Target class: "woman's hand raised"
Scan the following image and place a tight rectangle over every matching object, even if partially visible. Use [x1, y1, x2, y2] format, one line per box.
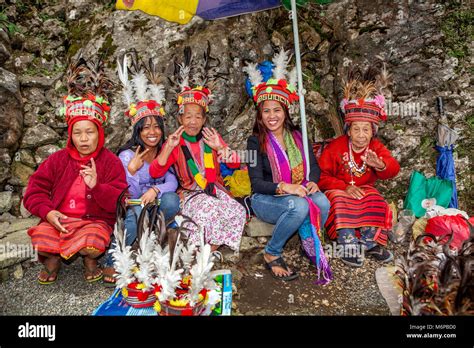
[167, 126, 185, 149]
[202, 127, 224, 151]
[127, 146, 149, 176]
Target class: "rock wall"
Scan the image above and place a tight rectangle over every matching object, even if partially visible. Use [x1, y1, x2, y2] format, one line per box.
[0, 0, 472, 218]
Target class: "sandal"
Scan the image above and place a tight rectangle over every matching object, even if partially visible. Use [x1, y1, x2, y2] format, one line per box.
[103, 266, 117, 287]
[38, 266, 60, 285]
[83, 258, 103, 283]
[264, 256, 299, 281]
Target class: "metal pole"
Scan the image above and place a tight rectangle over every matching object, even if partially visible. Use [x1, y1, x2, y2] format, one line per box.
[290, 0, 310, 181]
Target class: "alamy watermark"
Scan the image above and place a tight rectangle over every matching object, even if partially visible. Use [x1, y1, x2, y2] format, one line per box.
[0, 242, 38, 262]
[385, 98, 426, 119]
[218, 149, 258, 167]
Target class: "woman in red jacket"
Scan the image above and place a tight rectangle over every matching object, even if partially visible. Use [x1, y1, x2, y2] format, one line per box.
[23, 58, 127, 284]
[318, 65, 400, 267]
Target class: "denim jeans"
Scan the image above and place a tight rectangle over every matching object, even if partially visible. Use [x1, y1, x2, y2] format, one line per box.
[337, 227, 378, 250]
[250, 191, 330, 257]
[104, 192, 180, 267]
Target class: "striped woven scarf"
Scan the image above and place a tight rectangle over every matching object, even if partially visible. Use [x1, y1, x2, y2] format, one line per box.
[265, 130, 307, 185]
[181, 132, 217, 196]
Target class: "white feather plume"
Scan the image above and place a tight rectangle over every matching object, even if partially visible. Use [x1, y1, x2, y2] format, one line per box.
[152, 244, 170, 285]
[111, 225, 136, 289]
[148, 84, 165, 105]
[272, 49, 290, 81]
[135, 226, 157, 290]
[158, 242, 184, 302]
[243, 62, 263, 87]
[289, 67, 297, 88]
[180, 240, 196, 273]
[117, 55, 134, 106]
[188, 243, 214, 305]
[178, 63, 191, 90]
[131, 70, 149, 101]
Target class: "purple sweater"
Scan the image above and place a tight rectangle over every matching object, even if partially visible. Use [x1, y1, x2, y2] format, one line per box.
[119, 149, 178, 199]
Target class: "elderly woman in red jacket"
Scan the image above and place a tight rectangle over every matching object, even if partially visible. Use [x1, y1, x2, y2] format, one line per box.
[318, 65, 400, 267]
[23, 58, 127, 284]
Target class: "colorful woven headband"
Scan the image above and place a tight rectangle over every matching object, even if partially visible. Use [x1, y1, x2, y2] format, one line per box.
[253, 80, 298, 108]
[126, 100, 165, 125]
[60, 94, 110, 125]
[341, 96, 387, 125]
[244, 49, 299, 109]
[177, 87, 211, 113]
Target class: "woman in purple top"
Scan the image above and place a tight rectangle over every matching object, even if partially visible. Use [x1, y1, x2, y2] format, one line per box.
[103, 114, 180, 284]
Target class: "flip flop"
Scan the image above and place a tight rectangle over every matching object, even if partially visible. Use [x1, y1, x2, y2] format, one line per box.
[38, 266, 60, 285]
[102, 266, 117, 288]
[264, 256, 299, 281]
[84, 264, 103, 283]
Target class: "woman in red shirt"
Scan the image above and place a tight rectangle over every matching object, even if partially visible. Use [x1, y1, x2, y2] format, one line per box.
[149, 49, 246, 256]
[23, 58, 127, 284]
[318, 65, 400, 267]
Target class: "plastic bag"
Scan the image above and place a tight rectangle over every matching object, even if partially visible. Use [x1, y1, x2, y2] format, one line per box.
[403, 171, 453, 218]
[424, 214, 471, 251]
[389, 209, 416, 243]
[223, 170, 251, 198]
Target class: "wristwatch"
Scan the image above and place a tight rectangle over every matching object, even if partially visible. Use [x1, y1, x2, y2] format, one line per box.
[276, 182, 284, 194]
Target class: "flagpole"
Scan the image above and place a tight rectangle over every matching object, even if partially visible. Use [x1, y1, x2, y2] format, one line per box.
[290, 0, 310, 181]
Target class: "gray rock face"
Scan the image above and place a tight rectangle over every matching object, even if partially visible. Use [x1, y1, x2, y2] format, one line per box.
[9, 162, 34, 187]
[15, 149, 36, 168]
[34, 144, 60, 165]
[0, 148, 12, 184]
[0, 67, 23, 150]
[20, 124, 60, 148]
[0, 191, 13, 214]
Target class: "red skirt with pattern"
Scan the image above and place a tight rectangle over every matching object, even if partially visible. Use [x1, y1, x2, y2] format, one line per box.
[27, 219, 112, 259]
[324, 186, 392, 246]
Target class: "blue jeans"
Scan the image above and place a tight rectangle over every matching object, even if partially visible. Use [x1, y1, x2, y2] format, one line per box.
[104, 192, 180, 267]
[337, 227, 377, 250]
[250, 192, 330, 257]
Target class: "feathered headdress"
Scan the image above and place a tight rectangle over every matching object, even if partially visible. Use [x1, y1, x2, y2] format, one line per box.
[340, 62, 391, 125]
[117, 49, 166, 125]
[60, 54, 113, 126]
[396, 233, 473, 316]
[170, 42, 223, 114]
[243, 48, 299, 109]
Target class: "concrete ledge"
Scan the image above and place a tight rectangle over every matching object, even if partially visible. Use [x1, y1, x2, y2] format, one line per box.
[245, 218, 274, 237]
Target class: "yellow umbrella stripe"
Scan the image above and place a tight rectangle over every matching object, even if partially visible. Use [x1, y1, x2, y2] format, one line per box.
[116, 0, 199, 25]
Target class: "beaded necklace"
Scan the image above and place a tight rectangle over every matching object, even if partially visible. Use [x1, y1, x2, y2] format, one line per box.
[348, 139, 368, 182]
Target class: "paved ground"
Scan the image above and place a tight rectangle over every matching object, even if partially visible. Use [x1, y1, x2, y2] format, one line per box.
[0, 235, 407, 316]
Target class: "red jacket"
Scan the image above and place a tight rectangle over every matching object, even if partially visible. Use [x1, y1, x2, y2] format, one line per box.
[318, 135, 400, 191]
[23, 148, 127, 226]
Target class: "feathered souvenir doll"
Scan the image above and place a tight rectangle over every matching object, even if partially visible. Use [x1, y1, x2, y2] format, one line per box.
[112, 196, 218, 314]
[396, 233, 473, 315]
